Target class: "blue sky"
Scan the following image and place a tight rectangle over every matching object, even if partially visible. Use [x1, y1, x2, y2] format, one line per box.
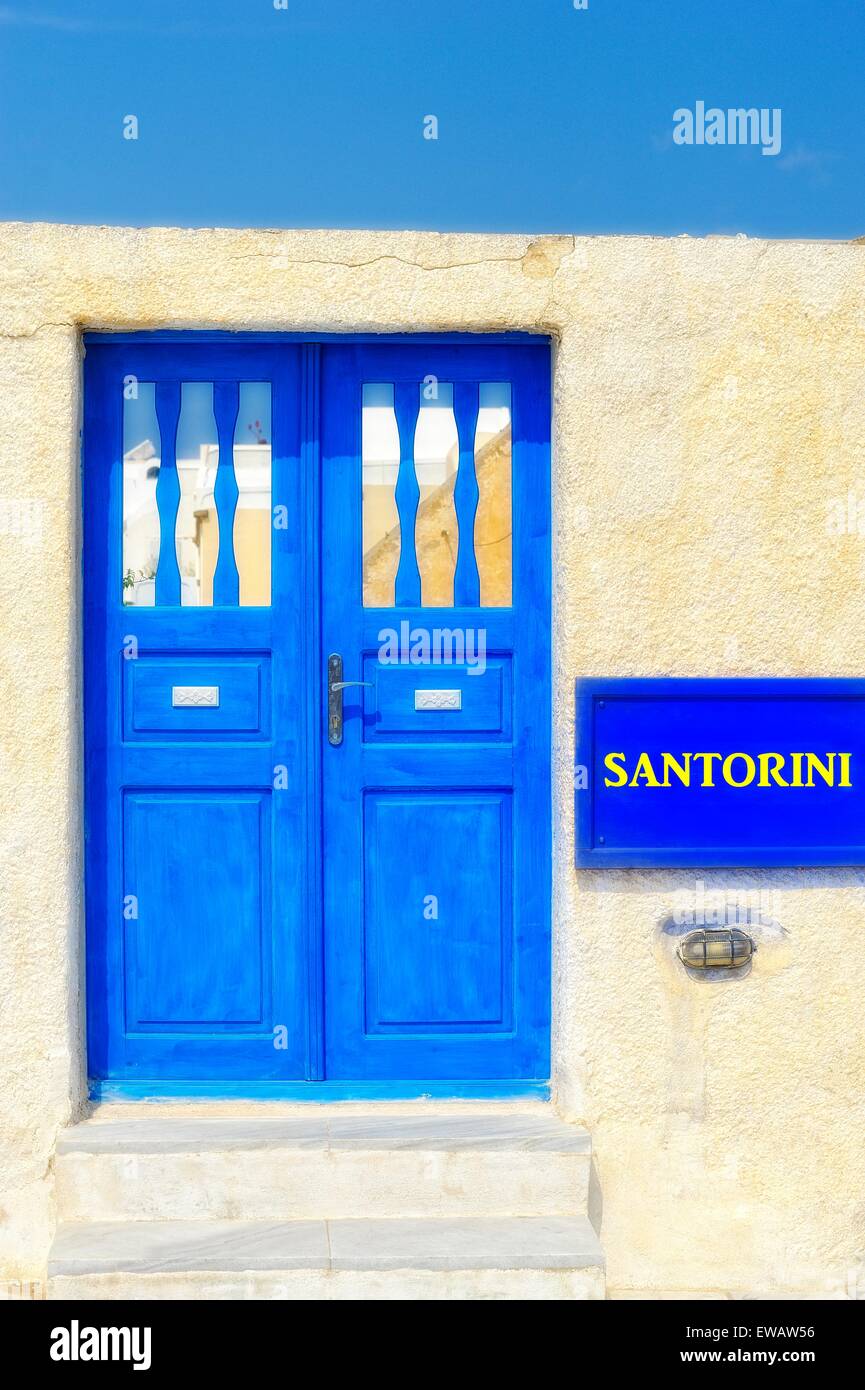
[0, 0, 862, 237]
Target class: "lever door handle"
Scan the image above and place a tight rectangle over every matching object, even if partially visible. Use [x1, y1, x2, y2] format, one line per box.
[327, 654, 370, 746]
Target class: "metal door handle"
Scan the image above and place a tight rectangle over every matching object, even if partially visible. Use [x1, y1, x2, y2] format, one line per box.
[327, 653, 370, 746]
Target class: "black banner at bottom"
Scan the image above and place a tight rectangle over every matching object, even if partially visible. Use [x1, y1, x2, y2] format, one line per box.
[5, 1296, 859, 1375]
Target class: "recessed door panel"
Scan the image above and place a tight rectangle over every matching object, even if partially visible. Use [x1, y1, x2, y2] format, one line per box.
[125, 656, 269, 739]
[125, 792, 270, 1028]
[364, 792, 512, 1030]
[363, 659, 511, 741]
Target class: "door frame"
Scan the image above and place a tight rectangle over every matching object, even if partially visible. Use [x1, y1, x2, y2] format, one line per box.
[83, 331, 552, 1102]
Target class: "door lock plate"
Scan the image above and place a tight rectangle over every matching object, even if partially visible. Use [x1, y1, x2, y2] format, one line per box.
[328, 653, 344, 746]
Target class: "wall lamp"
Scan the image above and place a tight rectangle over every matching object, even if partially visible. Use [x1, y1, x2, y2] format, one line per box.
[677, 928, 754, 970]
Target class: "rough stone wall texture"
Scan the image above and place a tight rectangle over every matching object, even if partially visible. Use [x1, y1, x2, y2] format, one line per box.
[1, 224, 864, 1296]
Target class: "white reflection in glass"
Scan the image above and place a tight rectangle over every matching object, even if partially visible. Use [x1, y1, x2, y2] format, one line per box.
[233, 382, 272, 606]
[362, 383, 401, 606]
[175, 382, 218, 606]
[414, 382, 458, 607]
[474, 382, 512, 606]
[122, 383, 160, 606]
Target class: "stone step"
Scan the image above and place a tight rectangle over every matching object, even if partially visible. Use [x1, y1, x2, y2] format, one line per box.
[48, 1215, 605, 1300]
[55, 1105, 591, 1222]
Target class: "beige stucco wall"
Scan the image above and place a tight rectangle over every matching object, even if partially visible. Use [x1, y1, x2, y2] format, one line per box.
[1, 222, 865, 1297]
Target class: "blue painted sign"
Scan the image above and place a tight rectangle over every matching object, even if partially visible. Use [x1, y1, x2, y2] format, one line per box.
[575, 678, 865, 867]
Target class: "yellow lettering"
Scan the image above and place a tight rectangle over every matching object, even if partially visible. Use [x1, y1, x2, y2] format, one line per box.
[805, 752, 835, 787]
[757, 752, 789, 787]
[603, 752, 628, 788]
[692, 752, 722, 787]
[601, 750, 852, 791]
[722, 752, 756, 787]
[661, 752, 691, 787]
[629, 752, 662, 787]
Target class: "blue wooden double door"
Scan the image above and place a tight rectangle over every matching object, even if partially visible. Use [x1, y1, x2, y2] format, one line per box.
[84, 337, 551, 1092]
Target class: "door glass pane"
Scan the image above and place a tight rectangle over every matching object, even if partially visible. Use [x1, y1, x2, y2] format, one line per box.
[123, 383, 160, 606]
[234, 382, 272, 605]
[176, 382, 218, 606]
[475, 382, 512, 606]
[415, 382, 458, 607]
[362, 383, 400, 606]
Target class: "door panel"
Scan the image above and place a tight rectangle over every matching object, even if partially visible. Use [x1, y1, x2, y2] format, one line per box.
[84, 343, 311, 1082]
[321, 343, 551, 1081]
[362, 658, 511, 741]
[124, 656, 270, 738]
[364, 792, 512, 1030]
[124, 792, 270, 1028]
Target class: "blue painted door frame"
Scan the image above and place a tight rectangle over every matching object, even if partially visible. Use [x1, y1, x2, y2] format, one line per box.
[83, 335, 551, 1098]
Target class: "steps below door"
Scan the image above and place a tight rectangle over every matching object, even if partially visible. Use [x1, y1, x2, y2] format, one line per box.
[49, 1104, 603, 1300]
[54, 1104, 591, 1222]
[48, 1214, 604, 1300]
